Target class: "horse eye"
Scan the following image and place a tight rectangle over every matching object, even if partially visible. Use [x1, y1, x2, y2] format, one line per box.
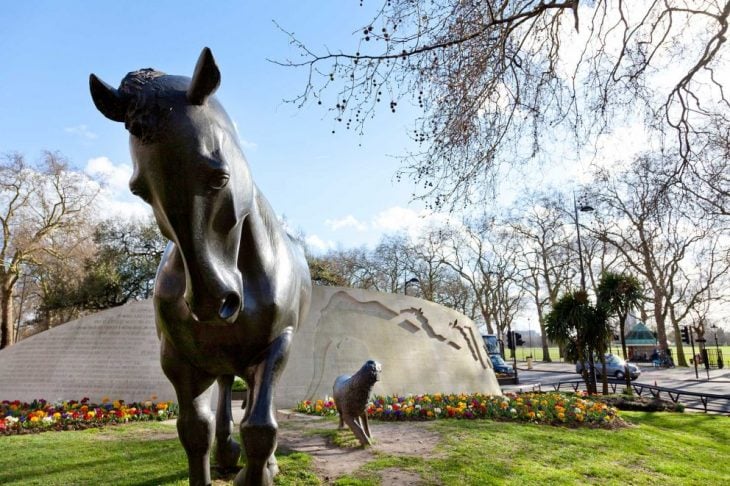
[209, 172, 230, 190]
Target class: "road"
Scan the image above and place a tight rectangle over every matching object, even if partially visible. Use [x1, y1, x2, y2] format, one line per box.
[502, 360, 730, 414]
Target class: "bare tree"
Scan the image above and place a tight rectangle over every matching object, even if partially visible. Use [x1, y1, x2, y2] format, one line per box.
[21, 222, 97, 336]
[589, 155, 730, 366]
[0, 152, 98, 348]
[280, 1, 730, 209]
[309, 246, 379, 289]
[509, 190, 574, 361]
[371, 233, 415, 293]
[676, 118, 730, 217]
[438, 216, 524, 339]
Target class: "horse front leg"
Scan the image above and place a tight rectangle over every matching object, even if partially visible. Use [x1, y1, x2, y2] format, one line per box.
[234, 327, 294, 486]
[214, 375, 242, 470]
[161, 338, 216, 486]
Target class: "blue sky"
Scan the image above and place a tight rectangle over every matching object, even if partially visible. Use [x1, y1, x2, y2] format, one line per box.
[1, 1, 443, 251]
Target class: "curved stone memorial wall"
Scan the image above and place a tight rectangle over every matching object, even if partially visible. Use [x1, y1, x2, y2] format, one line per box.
[0, 287, 500, 406]
[277, 286, 500, 405]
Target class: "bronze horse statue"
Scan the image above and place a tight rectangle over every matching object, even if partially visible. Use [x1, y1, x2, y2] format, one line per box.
[89, 48, 311, 486]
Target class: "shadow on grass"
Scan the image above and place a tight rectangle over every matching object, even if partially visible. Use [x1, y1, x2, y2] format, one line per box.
[0, 457, 113, 484]
[124, 472, 189, 486]
[625, 411, 730, 442]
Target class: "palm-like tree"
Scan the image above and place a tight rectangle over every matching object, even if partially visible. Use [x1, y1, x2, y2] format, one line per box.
[597, 271, 644, 394]
[545, 290, 609, 395]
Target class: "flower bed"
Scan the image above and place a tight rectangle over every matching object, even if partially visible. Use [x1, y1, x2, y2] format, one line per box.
[296, 392, 623, 428]
[0, 397, 178, 436]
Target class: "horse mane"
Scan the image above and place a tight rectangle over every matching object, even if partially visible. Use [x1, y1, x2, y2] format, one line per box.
[118, 68, 178, 142]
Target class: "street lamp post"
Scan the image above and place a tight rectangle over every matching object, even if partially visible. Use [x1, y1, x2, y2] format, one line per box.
[573, 192, 595, 292]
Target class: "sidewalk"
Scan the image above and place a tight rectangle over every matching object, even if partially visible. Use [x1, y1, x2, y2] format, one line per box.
[519, 360, 730, 391]
[521, 360, 729, 380]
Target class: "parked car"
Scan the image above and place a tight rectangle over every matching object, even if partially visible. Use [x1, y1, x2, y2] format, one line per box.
[490, 355, 514, 375]
[575, 354, 641, 379]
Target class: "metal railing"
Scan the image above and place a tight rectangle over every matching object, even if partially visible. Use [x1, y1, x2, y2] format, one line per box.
[548, 379, 730, 414]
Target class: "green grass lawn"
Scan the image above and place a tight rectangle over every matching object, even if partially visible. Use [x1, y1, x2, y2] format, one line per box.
[1, 412, 728, 485]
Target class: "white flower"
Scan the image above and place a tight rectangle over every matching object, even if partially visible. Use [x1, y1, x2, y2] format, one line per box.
[42, 416, 53, 424]
[5, 416, 19, 424]
[434, 407, 442, 415]
[574, 408, 582, 415]
[509, 408, 517, 414]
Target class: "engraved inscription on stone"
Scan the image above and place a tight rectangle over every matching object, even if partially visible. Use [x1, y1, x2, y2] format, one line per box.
[0, 300, 175, 403]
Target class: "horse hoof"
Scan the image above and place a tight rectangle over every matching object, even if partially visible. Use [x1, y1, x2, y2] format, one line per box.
[215, 439, 241, 469]
[233, 467, 272, 486]
[267, 454, 279, 477]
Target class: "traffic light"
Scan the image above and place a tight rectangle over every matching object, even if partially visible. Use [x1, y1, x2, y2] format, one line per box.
[680, 326, 690, 344]
[507, 332, 514, 350]
[515, 332, 524, 346]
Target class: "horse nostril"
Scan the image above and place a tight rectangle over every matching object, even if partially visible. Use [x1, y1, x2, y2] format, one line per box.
[219, 293, 241, 320]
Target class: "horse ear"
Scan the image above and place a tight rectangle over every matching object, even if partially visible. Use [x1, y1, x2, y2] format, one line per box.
[187, 47, 220, 105]
[89, 74, 126, 122]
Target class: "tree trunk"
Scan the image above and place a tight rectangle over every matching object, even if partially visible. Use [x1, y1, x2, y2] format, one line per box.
[652, 286, 670, 355]
[671, 321, 688, 367]
[538, 314, 552, 362]
[587, 352, 598, 395]
[619, 314, 633, 396]
[1, 285, 14, 349]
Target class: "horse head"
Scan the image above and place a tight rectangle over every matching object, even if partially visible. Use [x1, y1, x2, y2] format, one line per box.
[90, 48, 250, 323]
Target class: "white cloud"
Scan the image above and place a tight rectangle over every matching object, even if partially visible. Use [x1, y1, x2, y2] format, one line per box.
[64, 124, 98, 140]
[325, 214, 369, 232]
[305, 234, 335, 253]
[85, 156, 133, 193]
[94, 196, 152, 221]
[240, 138, 258, 151]
[322, 206, 455, 248]
[84, 156, 150, 221]
[231, 120, 258, 150]
[371, 206, 453, 240]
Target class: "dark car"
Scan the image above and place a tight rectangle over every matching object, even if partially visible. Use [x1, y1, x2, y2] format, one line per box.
[576, 354, 640, 379]
[490, 355, 514, 375]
